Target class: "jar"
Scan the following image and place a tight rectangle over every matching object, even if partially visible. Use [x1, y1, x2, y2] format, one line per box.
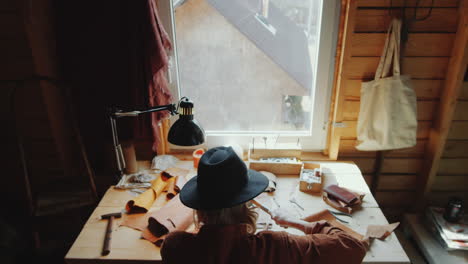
[443, 197, 464, 223]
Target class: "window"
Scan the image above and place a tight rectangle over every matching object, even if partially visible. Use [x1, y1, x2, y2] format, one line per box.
[160, 0, 340, 151]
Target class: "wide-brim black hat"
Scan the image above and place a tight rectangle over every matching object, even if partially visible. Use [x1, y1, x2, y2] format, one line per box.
[180, 146, 268, 210]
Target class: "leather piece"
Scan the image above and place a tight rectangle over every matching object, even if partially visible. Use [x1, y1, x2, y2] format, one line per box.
[323, 193, 353, 214]
[125, 176, 169, 213]
[162, 167, 189, 200]
[141, 226, 162, 243]
[323, 184, 358, 205]
[302, 209, 364, 241]
[365, 222, 400, 240]
[164, 177, 177, 200]
[120, 211, 150, 231]
[166, 176, 187, 200]
[174, 175, 187, 192]
[147, 194, 193, 237]
[259, 171, 277, 193]
[141, 226, 166, 247]
[161, 167, 189, 179]
[255, 193, 275, 231]
[322, 188, 365, 214]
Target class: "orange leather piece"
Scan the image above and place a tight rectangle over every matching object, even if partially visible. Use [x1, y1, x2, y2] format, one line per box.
[165, 176, 187, 200]
[126, 176, 169, 213]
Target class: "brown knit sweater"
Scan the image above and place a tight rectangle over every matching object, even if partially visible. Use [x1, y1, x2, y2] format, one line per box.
[161, 224, 367, 264]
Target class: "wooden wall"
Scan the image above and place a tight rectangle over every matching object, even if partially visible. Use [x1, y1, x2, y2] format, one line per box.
[1, 0, 97, 216]
[431, 79, 468, 205]
[1, 0, 56, 212]
[330, 0, 467, 219]
[0, 0, 34, 79]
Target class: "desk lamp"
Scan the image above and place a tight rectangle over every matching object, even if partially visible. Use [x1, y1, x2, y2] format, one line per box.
[109, 97, 205, 179]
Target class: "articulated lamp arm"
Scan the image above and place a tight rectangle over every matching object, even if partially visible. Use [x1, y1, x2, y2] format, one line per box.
[111, 104, 177, 118]
[108, 97, 205, 181]
[109, 103, 177, 181]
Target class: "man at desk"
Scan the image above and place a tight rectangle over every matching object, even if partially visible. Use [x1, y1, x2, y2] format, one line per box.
[161, 146, 368, 264]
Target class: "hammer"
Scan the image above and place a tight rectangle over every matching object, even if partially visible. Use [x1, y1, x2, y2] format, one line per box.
[100, 212, 122, 256]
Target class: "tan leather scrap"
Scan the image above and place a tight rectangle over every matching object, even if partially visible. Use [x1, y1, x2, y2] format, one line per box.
[141, 226, 163, 243]
[365, 222, 400, 240]
[147, 194, 193, 237]
[161, 167, 189, 200]
[120, 210, 150, 231]
[302, 209, 364, 241]
[164, 177, 176, 199]
[165, 176, 187, 200]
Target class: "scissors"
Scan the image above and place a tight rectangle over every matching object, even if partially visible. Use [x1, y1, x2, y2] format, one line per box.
[328, 210, 352, 224]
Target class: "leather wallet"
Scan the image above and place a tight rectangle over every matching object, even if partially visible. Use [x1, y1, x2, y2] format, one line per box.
[323, 184, 358, 205]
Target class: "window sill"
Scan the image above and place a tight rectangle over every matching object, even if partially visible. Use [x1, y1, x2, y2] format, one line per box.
[167, 150, 332, 162]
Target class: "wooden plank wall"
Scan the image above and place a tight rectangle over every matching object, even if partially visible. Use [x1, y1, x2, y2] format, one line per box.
[1, 1, 95, 200]
[336, 0, 462, 220]
[0, 0, 59, 211]
[0, 0, 35, 80]
[431, 80, 468, 205]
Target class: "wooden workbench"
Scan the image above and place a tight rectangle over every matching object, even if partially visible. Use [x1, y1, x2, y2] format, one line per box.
[65, 161, 409, 264]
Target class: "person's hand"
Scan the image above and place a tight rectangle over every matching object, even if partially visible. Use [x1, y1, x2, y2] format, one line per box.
[270, 209, 296, 228]
[304, 220, 328, 234]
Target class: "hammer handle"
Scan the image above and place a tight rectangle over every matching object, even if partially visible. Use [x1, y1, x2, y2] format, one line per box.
[101, 216, 114, 256]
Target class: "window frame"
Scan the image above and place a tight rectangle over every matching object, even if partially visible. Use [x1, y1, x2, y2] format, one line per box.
[159, 0, 341, 152]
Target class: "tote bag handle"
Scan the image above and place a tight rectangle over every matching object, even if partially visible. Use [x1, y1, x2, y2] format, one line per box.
[374, 19, 401, 80]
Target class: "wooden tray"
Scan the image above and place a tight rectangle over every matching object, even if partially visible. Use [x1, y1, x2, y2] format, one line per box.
[248, 143, 302, 175]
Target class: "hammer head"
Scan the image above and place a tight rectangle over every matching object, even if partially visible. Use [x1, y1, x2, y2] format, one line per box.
[100, 212, 122, 219]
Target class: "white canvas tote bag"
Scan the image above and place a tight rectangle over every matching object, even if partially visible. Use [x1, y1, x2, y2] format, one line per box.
[356, 19, 417, 151]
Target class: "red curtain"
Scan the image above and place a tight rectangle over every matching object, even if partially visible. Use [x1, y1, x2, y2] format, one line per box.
[130, 0, 173, 152]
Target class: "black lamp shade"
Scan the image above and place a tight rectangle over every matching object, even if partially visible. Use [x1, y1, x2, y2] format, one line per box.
[168, 115, 205, 146]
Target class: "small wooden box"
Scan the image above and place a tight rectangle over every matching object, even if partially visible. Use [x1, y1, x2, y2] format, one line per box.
[299, 163, 323, 193]
[248, 143, 302, 175]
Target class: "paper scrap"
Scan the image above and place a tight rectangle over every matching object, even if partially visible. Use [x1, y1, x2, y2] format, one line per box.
[151, 155, 180, 171]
